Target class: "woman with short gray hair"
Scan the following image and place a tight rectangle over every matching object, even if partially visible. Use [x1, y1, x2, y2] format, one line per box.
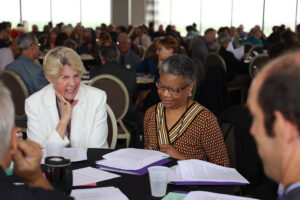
[144, 54, 229, 166]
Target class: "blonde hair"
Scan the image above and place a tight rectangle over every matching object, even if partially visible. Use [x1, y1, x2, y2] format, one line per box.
[43, 47, 84, 82]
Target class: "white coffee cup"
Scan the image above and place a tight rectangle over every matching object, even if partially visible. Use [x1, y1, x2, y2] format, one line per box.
[148, 166, 169, 197]
[45, 142, 64, 157]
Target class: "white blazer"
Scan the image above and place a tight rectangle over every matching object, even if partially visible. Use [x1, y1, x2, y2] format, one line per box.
[26, 83, 108, 148]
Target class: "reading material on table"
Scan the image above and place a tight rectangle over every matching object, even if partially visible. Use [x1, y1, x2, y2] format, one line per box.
[71, 187, 129, 200]
[168, 159, 249, 185]
[72, 166, 120, 186]
[162, 192, 187, 200]
[95, 148, 170, 175]
[42, 148, 87, 164]
[183, 191, 258, 200]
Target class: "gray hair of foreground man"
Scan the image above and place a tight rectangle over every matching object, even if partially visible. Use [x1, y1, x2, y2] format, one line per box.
[160, 54, 196, 83]
[16, 32, 37, 50]
[0, 82, 14, 159]
[257, 51, 300, 136]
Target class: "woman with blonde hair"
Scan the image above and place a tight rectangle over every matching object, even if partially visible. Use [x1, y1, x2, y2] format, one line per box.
[26, 47, 108, 148]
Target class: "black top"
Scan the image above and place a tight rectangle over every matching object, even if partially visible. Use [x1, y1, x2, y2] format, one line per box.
[0, 167, 73, 200]
[219, 46, 249, 82]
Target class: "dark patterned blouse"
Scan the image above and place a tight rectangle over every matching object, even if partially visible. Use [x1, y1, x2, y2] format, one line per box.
[144, 102, 230, 167]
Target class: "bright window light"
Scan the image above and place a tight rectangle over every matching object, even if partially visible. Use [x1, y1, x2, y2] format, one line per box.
[81, 0, 111, 28]
[52, 0, 81, 26]
[232, 0, 263, 32]
[0, 0, 20, 27]
[264, 0, 297, 35]
[201, 0, 232, 32]
[171, 0, 201, 36]
[22, 0, 51, 30]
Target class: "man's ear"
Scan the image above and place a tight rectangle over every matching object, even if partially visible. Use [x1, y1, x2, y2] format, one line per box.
[274, 111, 299, 146]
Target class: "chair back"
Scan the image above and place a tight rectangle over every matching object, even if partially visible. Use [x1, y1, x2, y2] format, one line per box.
[249, 54, 269, 79]
[0, 70, 29, 119]
[220, 122, 236, 168]
[243, 42, 253, 53]
[106, 104, 118, 149]
[203, 52, 227, 73]
[89, 74, 129, 122]
[249, 45, 264, 55]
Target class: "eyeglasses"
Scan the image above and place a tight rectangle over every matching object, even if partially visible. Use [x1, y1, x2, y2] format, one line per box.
[156, 47, 167, 52]
[156, 80, 191, 96]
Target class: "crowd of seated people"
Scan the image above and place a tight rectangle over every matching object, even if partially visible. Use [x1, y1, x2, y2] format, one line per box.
[2, 20, 300, 199]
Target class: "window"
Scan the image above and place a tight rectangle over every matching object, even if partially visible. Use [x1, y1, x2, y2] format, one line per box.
[22, 0, 51, 30]
[171, 0, 201, 36]
[264, 0, 297, 35]
[232, 0, 263, 33]
[51, 0, 81, 26]
[201, 0, 232, 32]
[155, 0, 171, 29]
[81, 0, 111, 28]
[0, 0, 20, 27]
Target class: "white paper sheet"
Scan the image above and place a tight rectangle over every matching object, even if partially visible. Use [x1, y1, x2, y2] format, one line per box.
[72, 167, 120, 186]
[96, 148, 169, 170]
[71, 187, 129, 200]
[184, 191, 258, 200]
[227, 42, 245, 60]
[42, 148, 87, 164]
[168, 159, 248, 184]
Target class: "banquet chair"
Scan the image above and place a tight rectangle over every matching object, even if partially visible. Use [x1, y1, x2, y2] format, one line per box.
[243, 42, 253, 54]
[203, 52, 227, 73]
[204, 52, 246, 105]
[89, 74, 131, 147]
[249, 45, 264, 56]
[0, 70, 29, 133]
[249, 54, 269, 79]
[197, 53, 229, 116]
[106, 104, 118, 149]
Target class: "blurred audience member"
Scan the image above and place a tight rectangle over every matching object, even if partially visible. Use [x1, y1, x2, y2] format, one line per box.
[117, 33, 141, 70]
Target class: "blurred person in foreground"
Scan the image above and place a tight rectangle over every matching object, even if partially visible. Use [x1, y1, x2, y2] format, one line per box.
[248, 51, 300, 200]
[26, 47, 108, 148]
[0, 82, 73, 199]
[144, 54, 229, 166]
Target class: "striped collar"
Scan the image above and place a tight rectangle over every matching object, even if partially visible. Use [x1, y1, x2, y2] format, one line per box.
[156, 102, 204, 146]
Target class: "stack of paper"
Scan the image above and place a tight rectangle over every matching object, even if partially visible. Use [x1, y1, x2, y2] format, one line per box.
[168, 159, 249, 185]
[96, 148, 171, 175]
[42, 148, 87, 164]
[72, 167, 120, 186]
[183, 191, 258, 200]
[71, 187, 129, 200]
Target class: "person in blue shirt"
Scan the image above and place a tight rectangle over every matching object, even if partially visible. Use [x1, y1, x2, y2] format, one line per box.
[6, 33, 48, 95]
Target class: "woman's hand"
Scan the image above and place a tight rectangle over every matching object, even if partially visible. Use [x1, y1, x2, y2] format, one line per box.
[55, 91, 77, 123]
[15, 127, 23, 140]
[54, 90, 78, 138]
[160, 145, 186, 160]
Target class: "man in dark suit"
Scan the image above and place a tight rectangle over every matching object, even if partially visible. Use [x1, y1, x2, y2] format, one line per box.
[0, 83, 73, 200]
[247, 51, 300, 200]
[90, 45, 138, 126]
